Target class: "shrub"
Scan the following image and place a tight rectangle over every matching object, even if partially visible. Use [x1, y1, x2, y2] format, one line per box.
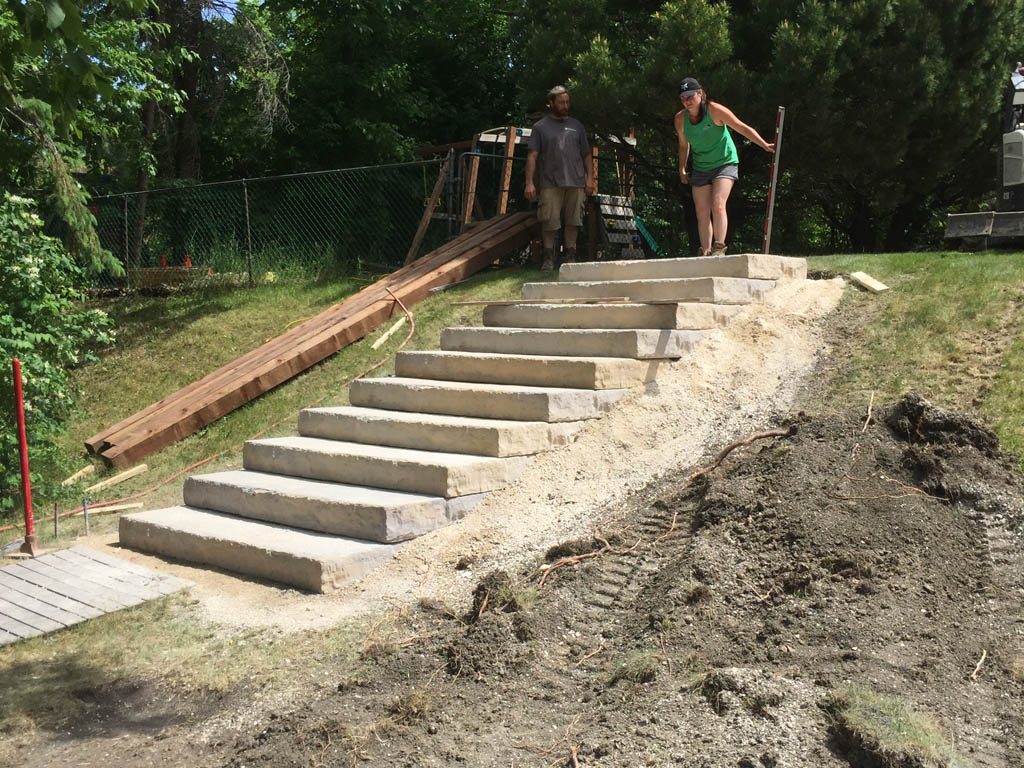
[0, 193, 114, 521]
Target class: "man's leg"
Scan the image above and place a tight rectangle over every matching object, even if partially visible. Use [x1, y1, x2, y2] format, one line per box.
[538, 188, 565, 270]
[561, 188, 585, 262]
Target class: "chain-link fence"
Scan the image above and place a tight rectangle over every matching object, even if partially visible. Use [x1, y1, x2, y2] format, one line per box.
[88, 159, 452, 291]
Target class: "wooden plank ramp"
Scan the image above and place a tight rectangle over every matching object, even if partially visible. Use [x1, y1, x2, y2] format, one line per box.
[0, 546, 190, 645]
[85, 212, 540, 467]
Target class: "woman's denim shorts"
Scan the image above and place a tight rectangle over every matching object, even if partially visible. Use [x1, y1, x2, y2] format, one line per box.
[690, 163, 739, 187]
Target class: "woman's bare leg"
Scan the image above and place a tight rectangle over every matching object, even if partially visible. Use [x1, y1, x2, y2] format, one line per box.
[691, 184, 713, 255]
[710, 177, 735, 247]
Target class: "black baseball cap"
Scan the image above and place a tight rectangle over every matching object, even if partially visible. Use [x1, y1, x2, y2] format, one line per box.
[679, 77, 702, 96]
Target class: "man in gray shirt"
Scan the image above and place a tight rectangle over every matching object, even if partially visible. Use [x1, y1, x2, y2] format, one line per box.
[524, 85, 597, 270]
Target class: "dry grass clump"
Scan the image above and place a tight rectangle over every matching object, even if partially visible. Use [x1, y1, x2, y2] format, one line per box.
[607, 651, 659, 686]
[829, 685, 968, 768]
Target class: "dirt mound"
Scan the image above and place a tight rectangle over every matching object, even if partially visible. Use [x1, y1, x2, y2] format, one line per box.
[221, 394, 1023, 767]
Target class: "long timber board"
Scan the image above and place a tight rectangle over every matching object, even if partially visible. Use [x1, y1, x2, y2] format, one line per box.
[86, 213, 539, 467]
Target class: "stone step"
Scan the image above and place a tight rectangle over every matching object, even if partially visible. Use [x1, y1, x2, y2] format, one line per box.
[349, 376, 625, 422]
[298, 405, 582, 457]
[441, 327, 707, 359]
[395, 350, 658, 389]
[482, 302, 740, 330]
[559, 253, 807, 282]
[243, 436, 529, 498]
[119, 506, 395, 593]
[522, 276, 775, 304]
[183, 469, 458, 543]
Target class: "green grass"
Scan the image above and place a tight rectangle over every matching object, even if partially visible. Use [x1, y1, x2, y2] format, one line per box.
[0, 592, 369, 760]
[830, 684, 969, 767]
[808, 250, 1024, 460]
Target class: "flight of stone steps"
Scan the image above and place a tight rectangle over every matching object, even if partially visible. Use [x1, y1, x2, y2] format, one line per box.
[119, 253, 807, 592]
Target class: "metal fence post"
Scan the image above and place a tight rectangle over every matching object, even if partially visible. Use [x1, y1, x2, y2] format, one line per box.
[122, 195, 129, 279]
[243, 180, 254, 287]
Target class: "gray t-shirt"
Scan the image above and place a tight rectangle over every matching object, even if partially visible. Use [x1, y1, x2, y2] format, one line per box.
[528, 115, 590, 189]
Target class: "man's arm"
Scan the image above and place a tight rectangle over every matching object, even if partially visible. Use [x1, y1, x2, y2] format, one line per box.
[673, 111, 691, 184]
[524, 149, 539, 201]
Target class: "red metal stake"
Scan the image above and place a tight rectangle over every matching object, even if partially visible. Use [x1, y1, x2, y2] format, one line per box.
[761, 106, 786, 255]
[12, 358, 38, 556]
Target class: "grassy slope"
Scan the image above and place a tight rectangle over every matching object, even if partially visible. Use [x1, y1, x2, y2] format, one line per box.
[808, 250, 1024, 459]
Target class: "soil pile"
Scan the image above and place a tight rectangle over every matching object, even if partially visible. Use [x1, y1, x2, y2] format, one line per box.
[225, 393, 1024, 767]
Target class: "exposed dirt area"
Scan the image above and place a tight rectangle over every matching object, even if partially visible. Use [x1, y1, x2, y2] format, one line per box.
[201, 393, 1022, 768]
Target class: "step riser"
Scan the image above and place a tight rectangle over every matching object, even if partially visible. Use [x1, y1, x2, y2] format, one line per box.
[394, 351, 657, 389]
[298, 408, 557, 457]
[243, 441, 529, 498]
[440, 328, 706, 360]
[482, 303, 739, 330]
[120, 511, 395, 593]
[560, 254, 807, 282]
[521, 278, 774, 304]
[183, 476, 448, 543]
[348, 379, 612, 422]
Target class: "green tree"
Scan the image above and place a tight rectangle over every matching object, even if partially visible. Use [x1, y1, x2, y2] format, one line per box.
[750, 0, 1021, 250]
[0, 193, 113, 521]
[1, 0, 186, 272]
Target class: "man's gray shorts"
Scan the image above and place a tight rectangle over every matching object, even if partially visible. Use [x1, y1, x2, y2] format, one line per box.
[690, 163, 739, 187]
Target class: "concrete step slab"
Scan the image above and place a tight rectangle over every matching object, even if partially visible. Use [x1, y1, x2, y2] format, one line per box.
[183, 470, 452, 543]
[482, 302, 740, 330]
[349, 376, 626, 422]
[299, 406, 582, 457]
[521, 276, 775, 304]
[119, 506, 395, 593]
[441, 327, 707, 359]
[243, 436, 530, 498]
[395, 350, 660, 389]
[559, 253, 807, 282]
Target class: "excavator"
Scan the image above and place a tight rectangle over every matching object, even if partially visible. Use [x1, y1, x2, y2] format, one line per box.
[945, 65, 1024, 247]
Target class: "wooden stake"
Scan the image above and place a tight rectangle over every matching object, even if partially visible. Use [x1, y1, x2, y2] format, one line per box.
[497, 126, 517, 215]
[404, 150, 452, 265]
[370, 316, 407, 349]
[85, 464, 148, 493]
[61, 464, 95, 486]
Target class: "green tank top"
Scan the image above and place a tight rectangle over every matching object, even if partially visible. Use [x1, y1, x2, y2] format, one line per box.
[683, 108, 739, 171]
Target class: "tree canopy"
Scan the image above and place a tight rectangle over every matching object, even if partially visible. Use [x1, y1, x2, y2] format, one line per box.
[2, 0, 1023, 256]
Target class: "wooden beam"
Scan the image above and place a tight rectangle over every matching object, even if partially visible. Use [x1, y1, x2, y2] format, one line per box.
[462, 153, 480, 230]
[404, 151, 452, 265]
[90, 214, 540, 468]
[590, 145, 600, 196]
[497, 126, 516, 215]
[86, 215, 528, 455]
[849, 271, 890, 294]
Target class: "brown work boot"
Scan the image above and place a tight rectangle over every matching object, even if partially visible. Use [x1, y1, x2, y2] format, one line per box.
[710, 241, 727, 257]
[541, 248, 555, 271]
[563, 248, 577, 264]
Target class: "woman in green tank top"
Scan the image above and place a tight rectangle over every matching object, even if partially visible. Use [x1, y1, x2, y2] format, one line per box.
[673, 77, 775, 256]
